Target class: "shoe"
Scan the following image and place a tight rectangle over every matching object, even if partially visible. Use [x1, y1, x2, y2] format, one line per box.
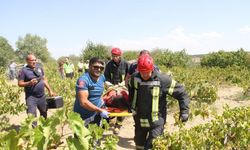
[113, 127, 120, 135]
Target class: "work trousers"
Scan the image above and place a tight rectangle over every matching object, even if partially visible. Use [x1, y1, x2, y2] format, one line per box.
[134, 117, 164, 150]
[26, 95, 47, 119]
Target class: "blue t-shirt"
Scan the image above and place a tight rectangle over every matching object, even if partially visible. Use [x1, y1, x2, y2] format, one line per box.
[73, 72, 105, 119]
[18, 65, 45, 98]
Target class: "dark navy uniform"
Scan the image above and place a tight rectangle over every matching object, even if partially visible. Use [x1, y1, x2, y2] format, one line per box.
[128, 71, 189, 150]
[18, 65, 47, 118]
[104, 59, 129, 85]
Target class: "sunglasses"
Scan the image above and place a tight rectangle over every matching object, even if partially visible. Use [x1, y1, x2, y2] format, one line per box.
[92, 65, 104, 71]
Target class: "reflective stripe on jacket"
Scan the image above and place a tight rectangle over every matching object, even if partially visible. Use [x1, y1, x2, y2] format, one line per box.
[128, 71, 189, 127]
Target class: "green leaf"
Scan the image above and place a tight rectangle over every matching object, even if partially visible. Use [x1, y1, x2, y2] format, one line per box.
[66, 136, 87, 150]
[67, 112, 90, 149]
[3, 130, 19, 150]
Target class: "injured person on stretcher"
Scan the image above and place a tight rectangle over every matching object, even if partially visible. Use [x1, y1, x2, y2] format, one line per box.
[103, 82, 132, 117]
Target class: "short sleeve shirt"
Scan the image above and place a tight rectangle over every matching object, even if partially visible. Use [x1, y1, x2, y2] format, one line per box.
[78, 62, 84, 69]
[18, 65, 45, 98]
[73, 72, 105, 119]
[9, 63, 17, 71]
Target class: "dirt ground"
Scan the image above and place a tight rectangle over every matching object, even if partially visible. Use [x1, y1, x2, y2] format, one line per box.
[7, 83, 250, 150]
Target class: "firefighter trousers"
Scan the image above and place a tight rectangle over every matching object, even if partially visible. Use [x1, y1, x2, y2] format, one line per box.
[134, 119, 164, 150]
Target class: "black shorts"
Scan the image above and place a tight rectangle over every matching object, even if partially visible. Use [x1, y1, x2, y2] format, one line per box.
[66, 72, 74, 78]
[78, 69, 83, 73]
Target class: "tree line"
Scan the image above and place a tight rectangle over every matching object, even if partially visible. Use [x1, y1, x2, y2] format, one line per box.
[1, 33, 250, 68]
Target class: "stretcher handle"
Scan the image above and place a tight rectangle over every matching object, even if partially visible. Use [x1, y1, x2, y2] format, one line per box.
[109, 112, 132, 117]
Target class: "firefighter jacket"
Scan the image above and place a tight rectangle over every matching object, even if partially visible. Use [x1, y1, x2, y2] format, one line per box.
[104, 59, 129, 85]
[128, 71, 189, 127]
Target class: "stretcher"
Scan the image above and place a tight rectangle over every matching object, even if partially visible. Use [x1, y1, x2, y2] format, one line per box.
[109, 112, 132, 117]
[106, 107, 132, 117]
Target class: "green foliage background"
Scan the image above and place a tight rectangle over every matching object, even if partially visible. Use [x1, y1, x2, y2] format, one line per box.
[16, 34, 52, 62]
[81, 41, 110, 62]
[0, 37, 17, 67]
[200, 48, 250, 68]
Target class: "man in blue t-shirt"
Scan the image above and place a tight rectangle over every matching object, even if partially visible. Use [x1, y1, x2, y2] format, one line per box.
[18, 54, 55, 121]
[73, 57, 109, 126]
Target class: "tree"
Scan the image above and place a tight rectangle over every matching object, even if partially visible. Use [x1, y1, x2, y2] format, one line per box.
[68, 54, 80, 65]
[16, 34, 51, 62]
[81, 41, 110, 62]
[123, 51, 138, 61]
[0, 36, 16, 67]
[246, 53, 250, 68]
[200, 49, 248, 68]
[151, 49, 191, 68]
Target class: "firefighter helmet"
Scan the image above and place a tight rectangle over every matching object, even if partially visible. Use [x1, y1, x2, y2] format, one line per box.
[137, 54, 154, 72]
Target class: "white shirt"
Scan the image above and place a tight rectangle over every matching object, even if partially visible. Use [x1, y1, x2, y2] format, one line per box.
[9, 62, 17, 70]
[78, 62, 84, 69]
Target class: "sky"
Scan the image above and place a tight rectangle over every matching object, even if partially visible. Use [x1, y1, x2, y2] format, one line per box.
[1, 0, 250, 59]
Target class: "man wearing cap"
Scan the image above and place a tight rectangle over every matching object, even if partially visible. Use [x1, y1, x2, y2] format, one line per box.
[128, 54, 189, 150]
[104, 47, 130, 134]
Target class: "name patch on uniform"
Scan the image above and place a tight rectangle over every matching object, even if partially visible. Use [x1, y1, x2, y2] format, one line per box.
[78, 80, 85, 88]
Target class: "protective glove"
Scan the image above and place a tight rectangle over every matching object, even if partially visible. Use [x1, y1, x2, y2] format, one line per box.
[180, 113, 189, 122]
[100, 110, 109, 118]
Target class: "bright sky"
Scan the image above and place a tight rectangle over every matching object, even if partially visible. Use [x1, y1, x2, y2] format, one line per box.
[1, 0, 250, 59]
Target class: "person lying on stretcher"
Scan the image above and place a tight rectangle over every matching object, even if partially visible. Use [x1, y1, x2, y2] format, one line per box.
[103, 81, 130, 113]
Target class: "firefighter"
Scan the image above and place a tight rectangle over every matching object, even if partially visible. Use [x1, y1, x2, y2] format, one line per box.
[125, 49, 160, 87]
[104, 47, 130, 134]
[128, 54, 189, 150]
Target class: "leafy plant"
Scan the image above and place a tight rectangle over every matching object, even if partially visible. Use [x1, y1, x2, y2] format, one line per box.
[153, 107, 250, 149]
[0, 69, 25, 130]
